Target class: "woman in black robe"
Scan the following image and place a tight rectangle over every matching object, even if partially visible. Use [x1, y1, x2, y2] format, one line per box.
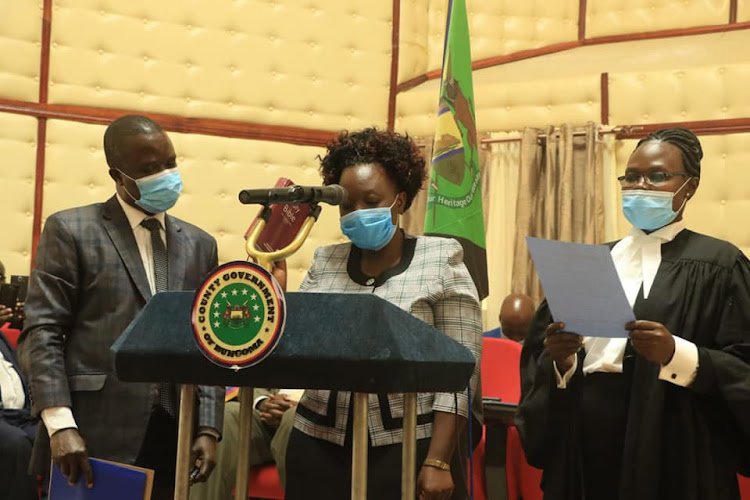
[516, 128, 750, 500]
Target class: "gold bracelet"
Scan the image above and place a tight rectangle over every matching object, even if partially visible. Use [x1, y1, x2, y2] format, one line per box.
[423, 458, 451, 471]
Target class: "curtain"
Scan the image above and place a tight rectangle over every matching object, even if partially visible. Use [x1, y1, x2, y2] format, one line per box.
[511, 123, 604, 305]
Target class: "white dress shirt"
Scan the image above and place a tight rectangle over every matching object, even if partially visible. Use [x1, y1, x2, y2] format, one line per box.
[41, 194, 166, 436]
[556, 220, 699, 388]
[0, 349, 25, 410]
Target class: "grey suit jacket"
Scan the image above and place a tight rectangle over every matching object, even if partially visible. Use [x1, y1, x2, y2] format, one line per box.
[19, 196, 223, 471]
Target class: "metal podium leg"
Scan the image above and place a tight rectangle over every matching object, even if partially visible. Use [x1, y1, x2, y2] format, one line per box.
[401, 393, 417, 500]
[351, 392, 369, 500]
[175, 384, 196, 500]
[235, 387, 254, 500]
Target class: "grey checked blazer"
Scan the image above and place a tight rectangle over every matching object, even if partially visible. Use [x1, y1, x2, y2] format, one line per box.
[19, 196, 223, 472]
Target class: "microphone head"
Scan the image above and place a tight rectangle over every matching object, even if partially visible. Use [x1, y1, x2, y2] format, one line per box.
[325, 184, 348, 205]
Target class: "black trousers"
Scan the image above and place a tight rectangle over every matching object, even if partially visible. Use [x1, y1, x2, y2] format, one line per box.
[135, 407, 178, 500]
[580, 372, 630, 500]
[285, 423, 479, 500]
[0, 419, 37, 500]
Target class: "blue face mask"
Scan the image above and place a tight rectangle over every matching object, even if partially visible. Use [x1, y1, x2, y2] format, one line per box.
[119, 168, 183, 214]
[622, 179, 690, 231]
[340, 197, 398, 251]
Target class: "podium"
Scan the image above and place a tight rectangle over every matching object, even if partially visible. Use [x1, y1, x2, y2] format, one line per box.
[112, 290, 476, 499]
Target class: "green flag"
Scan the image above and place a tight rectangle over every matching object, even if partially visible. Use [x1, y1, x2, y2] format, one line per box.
[425, 0, 488, 299]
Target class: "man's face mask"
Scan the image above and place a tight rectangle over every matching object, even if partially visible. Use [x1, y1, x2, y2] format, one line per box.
[118, 168, 183, 214]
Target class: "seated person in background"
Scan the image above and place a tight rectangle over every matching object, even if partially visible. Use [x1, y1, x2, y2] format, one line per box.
[189, 388, 298, 500]
[0, 328, 38, 500]
[0, 261, 25, 332]
[517, 128, 750, 499]
[484, 293, 534, 342]
[283, 128, 483, 500]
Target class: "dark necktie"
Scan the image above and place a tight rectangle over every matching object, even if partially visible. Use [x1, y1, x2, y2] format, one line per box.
[140, 218, 176, 417]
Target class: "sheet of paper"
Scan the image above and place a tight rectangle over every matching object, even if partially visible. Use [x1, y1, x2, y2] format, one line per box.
[526, 237, 634, 338]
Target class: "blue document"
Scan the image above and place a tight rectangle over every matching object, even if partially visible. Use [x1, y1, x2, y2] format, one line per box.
[49, 458, 153, 499]
[526, 237, 635, 338]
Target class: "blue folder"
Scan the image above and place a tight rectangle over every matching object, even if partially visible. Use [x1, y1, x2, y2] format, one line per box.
[49, 458, 153, 499]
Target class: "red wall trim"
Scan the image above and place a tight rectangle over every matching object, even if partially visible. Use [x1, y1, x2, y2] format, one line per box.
[396, 23, 750, 93]
[0, 99, 337, 147]
[387, 0, 401, 131]
[31, 0, 53, 267]
[600, 72, 609, 125]
[578, 0, 587, 41]
[730, 0, 738, 23]
[39, 0, 52, 104]
[615, 118, 750, 139]
[31, 118, 47, 265]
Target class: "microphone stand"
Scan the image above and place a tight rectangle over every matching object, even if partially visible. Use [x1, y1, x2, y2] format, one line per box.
[233, 203, 322, 500]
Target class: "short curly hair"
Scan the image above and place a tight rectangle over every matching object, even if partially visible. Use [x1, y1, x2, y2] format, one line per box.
[319, 128, 427, 210]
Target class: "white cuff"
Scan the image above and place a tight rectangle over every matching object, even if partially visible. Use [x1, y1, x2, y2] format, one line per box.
[253, 395, 269, 410]
[41, 406, 78, 436]
[554, 356, 578, 389]
[278, 389, 305, 402]
[659, 336, 699, 387]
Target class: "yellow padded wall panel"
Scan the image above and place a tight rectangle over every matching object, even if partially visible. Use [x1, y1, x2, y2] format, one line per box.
[48, 0, 392, 130]
[612, 134, 750, 257]
[0, 113, 37, 276]
[0, 1, 42, 101]
[608, 63, 750, 125]
[739, 0, 750, 22]
[42, 119, 345, 291]
[399, 0, 430, 83]
[586, 0, 730, 38]
[396, 75, 599, 136]
[423, 0, 579, 76]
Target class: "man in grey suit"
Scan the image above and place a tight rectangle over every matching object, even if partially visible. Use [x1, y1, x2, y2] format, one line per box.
[19, 115, 223, 499]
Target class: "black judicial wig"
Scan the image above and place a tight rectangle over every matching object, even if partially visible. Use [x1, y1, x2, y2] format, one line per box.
[636, 127, 703, 178]
[319, 128, 427, 210]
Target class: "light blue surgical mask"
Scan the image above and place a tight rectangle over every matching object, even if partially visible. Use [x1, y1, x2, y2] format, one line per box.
[340, 197, 398, 251]
[119, 168, 183, 214]
[622, 179, 691, 231]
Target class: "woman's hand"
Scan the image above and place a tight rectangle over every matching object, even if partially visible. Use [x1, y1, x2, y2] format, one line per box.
[543, 322, 583, 373]
[271, 260, 287, 292]
[417, 466, 453, 500]
[625, 320, 675, 365]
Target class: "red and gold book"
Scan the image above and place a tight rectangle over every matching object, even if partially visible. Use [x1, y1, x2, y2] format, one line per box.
[244, 177, 313, 252]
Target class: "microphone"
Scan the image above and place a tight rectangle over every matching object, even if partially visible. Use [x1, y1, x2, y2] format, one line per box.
[238, 184, 348, 206]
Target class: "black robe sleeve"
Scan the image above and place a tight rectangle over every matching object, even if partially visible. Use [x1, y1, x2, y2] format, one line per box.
[691, 255, 750, 474]
[515, 300, 586, 499]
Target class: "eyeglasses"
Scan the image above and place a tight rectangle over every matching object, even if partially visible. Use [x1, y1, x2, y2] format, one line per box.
[617, 171, 690, 187]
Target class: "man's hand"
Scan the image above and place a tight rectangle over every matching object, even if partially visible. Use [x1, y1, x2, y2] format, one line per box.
[259, 394, 296, 428]
[626, 320, 675, 365]
[417, 466, 453, 500]
[0, 305, 13, 323]
[543, 322, 583, 373]
[50, 429, 94, 487]
[189, 435, 217, 484]
[14, 301, 24, 323]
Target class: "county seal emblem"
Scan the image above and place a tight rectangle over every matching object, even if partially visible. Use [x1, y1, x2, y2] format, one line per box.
[191, 261, 286, 369]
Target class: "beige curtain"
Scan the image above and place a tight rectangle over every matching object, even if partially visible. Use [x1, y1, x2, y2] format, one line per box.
[511, 123, 604, 305]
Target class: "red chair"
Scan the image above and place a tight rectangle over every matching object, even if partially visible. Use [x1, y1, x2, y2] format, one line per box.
[740, 474, 750, 499]
[0, 323, 21, 348]
[247, 464, 284, 499]
[473, 337, 542, 500]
